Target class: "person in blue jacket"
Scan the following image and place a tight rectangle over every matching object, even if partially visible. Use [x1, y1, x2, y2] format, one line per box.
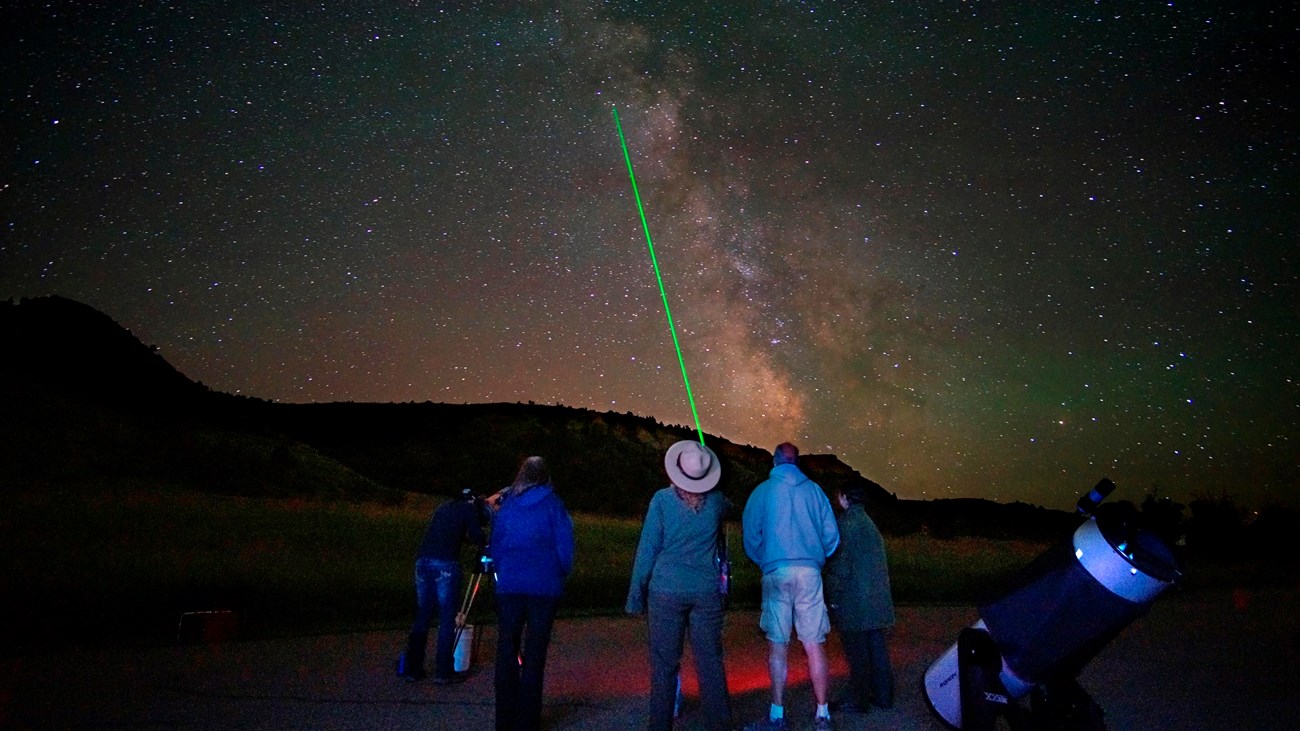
[489, 456, 575, 731]
[626, 440, 733, 731]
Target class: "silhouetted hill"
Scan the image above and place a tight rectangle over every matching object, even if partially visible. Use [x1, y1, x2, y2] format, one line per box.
[0, 295, 206, 410]
[0, 296, 404, 502]
[1, 295, 1081, 539]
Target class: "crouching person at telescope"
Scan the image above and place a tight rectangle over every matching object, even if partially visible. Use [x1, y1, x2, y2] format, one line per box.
[400, 487, 488, 683]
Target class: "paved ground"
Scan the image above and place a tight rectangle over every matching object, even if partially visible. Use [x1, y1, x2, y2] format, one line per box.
[2, 588, 1297, 730]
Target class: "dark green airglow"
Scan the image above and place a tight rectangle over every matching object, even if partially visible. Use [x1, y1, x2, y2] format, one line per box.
[611, 105, 705, 446]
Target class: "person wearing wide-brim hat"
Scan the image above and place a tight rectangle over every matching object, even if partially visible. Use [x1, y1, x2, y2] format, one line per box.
[626, 440, 733, 731]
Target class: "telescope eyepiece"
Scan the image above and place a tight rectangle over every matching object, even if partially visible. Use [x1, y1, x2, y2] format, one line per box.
[1076, 477, 1116, 517]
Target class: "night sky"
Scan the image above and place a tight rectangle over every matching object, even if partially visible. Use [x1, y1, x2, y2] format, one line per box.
[4, 2, 1296, 510]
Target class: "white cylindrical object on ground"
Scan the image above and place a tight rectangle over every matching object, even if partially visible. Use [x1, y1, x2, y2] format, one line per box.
[453, 625, 474, 672]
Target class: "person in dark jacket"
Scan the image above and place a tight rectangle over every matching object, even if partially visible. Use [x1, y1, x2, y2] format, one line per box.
[401, 488, 488, 683]
[824, 485, 895, 713]
[490, 456, 575, 731]
[626, 440, 733, 731]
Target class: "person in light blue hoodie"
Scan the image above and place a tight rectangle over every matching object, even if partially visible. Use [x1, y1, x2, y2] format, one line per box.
[741, 443, 840, 731]
[489, 456, 575, 731]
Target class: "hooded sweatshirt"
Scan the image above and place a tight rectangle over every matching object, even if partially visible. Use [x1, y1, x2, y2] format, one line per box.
[742, 463, 840, 574]
[489, 484, 575, 596]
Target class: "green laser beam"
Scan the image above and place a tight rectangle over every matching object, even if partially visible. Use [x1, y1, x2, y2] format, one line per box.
[611, 105, 705, 445]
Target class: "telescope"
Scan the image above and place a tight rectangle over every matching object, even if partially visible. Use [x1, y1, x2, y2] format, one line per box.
[923, 479, 1181, 730]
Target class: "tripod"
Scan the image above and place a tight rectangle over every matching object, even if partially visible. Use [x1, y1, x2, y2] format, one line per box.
[452, 555, 494, 670]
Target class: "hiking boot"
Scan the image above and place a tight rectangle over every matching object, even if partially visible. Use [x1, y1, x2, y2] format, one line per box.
[812, 716, 833, 731]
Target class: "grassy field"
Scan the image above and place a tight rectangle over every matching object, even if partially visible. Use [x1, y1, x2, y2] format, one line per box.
[0, 482, 1269, 655]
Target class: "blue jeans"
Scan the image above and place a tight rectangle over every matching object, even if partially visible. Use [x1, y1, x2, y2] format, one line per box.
[413, 557, 462, 679]
[647, 591, 731, 731]
[494, 593, 560, 731]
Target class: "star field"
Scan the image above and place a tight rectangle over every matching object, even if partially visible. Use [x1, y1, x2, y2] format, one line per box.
[3, 2, 1296, 509]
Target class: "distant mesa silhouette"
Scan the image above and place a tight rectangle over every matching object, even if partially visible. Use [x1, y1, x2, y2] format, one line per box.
[2, 295, 1080, 538]
[1, 295, 206, 409]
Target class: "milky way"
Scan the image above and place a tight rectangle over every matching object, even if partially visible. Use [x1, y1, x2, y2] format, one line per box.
[3, 2, 1296, 509]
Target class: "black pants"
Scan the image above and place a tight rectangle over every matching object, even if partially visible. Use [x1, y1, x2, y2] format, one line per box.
[494, 593, 560, 731]
[647, 591, 731, 731]
[840, 628, 894, 708]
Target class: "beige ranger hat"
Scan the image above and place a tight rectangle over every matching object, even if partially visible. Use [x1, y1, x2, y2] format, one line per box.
[664, 440, 722, 493]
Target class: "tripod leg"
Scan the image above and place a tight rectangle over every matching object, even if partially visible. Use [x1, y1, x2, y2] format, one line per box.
[453, 573, 485, 652]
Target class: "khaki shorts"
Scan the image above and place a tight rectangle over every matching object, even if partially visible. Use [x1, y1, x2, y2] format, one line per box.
[759, 565, 830, 644]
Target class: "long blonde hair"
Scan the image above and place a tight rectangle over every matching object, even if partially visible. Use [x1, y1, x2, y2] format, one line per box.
[506, 456, 550, 497]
